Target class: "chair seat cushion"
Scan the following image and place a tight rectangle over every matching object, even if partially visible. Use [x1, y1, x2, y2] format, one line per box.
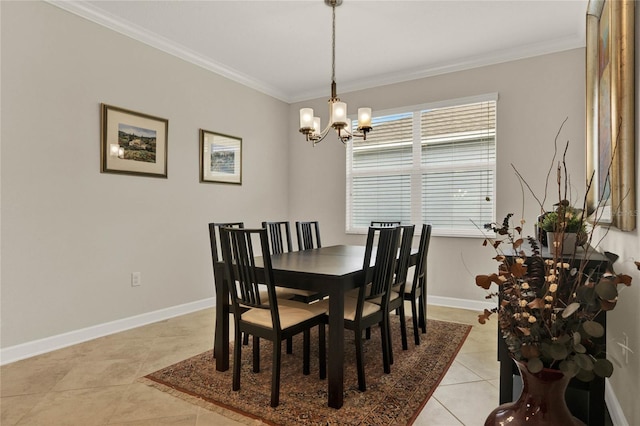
[315, 296, 380, 321]
[284, 288, 320, 297]
[367, 290, 400, 305]
[346, 286, 400, 305]
[393, 267, 416, 294]
[241, 299, 326, 330]
[230, 284, 296, 304]
[274, 286, 299, 299]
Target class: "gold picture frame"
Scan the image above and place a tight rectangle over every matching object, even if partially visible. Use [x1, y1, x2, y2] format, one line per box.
[585, 0, 635, 231]
[100, 104, 168, 178]
[199, 129, 242, 184]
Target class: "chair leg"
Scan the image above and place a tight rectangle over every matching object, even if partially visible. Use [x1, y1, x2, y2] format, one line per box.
[243, 332, 249, 345]
[319, 324, 326, 380]
[386, 317, 394, 366]
[380, 319, 391, 374]
[419, 292, 427, 334]
[398, 304, 408, 350]
[365, 327, 371, 340]
[271, 340, 282, 407]
[286, 336, 293, 354]
[410, 298, 420, 345]
[303, 329, 310, 375]
[232, 327, 242, 391]
[355, 330, 366, 391]
[253, 335, 260, 373]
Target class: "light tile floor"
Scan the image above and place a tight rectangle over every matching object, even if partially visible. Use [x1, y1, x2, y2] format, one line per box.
[1, 305, 499, 425]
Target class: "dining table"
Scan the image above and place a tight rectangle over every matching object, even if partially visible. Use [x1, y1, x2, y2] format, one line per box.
[213, 244, 417, 409]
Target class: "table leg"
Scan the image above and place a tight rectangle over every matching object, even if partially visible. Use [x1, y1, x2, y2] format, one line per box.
[327, 284, 345, 409]
[214, 263, 229, 371]
[498, 332, 513, 403]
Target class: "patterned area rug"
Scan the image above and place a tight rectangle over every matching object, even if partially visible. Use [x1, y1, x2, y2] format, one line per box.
[142, 317, 471, 425]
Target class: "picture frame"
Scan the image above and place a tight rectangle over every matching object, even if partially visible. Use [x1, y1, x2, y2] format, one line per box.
[585, 0, 636, 231]
[199, 129, 242, 184]
[100, 104, 168, 178]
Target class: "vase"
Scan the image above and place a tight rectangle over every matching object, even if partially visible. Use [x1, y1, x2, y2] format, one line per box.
[485, 360, 584, 426]
[546, 232, 577, 255]
[536, 213, 549, 246]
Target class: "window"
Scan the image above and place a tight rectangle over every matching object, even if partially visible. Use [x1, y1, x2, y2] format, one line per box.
[346, 94, 497, 236]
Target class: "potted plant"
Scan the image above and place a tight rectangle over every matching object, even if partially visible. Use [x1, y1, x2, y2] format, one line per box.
[538, 200, 587, 254]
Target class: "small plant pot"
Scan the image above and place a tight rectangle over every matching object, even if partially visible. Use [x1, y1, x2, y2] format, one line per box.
[546, 232, 577, 255]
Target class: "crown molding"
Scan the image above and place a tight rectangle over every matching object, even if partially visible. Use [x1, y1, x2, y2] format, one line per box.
[45, 0, 291, 102]
[291, 34, 586, 103]
[46, 1, 585, 105]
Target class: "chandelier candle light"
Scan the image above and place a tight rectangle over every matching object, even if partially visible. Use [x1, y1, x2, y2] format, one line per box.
[299, 0, 372, 145]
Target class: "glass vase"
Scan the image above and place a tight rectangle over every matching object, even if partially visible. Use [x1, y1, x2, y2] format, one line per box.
[484, 360, 585, 426]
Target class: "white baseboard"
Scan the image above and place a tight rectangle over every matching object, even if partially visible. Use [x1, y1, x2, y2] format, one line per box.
[427, 294, 495, 312]
[605, 379, 629, 426]
[0, 298, 214, 366]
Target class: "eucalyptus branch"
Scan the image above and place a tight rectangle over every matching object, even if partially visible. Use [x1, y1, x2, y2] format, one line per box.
[541, 117, 569, 209]
[511, 164, 545, 211]
[561, 141, 570, 203]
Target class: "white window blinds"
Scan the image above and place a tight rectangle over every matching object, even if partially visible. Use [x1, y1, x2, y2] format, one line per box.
[346, 95, 497, 236]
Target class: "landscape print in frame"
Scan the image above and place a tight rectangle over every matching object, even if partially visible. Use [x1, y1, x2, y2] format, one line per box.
[101, 104, 168, 178]
[585, 0, 636, 231]
[200, 130, 242, 184]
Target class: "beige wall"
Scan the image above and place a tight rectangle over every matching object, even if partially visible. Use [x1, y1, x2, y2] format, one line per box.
[1, 2, 289, 347]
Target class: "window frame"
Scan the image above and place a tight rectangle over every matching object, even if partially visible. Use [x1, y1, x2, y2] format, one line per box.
[346, 93, 498, 237]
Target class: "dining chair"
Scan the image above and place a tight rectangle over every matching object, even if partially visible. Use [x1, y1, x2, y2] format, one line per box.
[394, 223, 431, 345]
[296, 221, 322, 250]
[317, 225, 400, 391]
[263, 221, 324, 305]
[209, 222, 246, 350]
[209, 222, 296, 349]
[355, 224, 414, 360]
[370, 221, 401, 227]
[386, 224, 415, 356]
[219, 227, 326, 407]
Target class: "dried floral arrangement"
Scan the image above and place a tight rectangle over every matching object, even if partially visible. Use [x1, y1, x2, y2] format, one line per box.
[475, 126, 632, 381]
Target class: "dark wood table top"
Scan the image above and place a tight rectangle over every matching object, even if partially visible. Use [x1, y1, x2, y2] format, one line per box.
[259, 245, 367, 277]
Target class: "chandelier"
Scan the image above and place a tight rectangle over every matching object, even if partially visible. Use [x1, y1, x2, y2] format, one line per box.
[299, 0, 372, 145]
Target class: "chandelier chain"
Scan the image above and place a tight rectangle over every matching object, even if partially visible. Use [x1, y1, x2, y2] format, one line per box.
[331, 3, 336, 83]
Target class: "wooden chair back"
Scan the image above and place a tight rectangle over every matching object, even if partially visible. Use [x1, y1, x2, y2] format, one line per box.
[413, 224, 432, 292]
[394, 225, 416, 290]
[208, 222, 244, 264]
[370, 221, 401, 227]
[262, 221, 293, 254]
[358, 226, 400, 316]
[296, 221, 322, 250]
[219, 227, 281, 329]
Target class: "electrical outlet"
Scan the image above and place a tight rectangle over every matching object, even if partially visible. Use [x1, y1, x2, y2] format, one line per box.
[131, 272, 141, 287]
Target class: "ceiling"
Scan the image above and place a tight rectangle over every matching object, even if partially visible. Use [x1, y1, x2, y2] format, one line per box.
[49, 0, 588, 103]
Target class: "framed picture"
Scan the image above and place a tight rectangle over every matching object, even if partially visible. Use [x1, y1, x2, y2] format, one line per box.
[200, 129, 242, 184]
[585, 0, 635, 231]
[100, 104, 168, 178]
